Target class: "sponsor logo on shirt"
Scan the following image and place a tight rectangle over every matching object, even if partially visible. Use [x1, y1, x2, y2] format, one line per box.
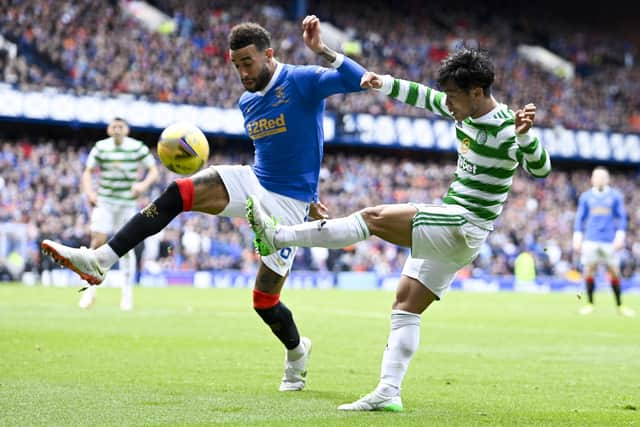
[457, 156, 477, 175]
[246, 113, 287, 140]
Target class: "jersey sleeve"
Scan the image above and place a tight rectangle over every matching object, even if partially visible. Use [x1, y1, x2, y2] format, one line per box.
[574, 193, 589, 232]
[613, 191, 628, 232]
[86, 146, 99, 170]
[291, 54, 365, 102]
[139, 144, 156, 168]
[514, 133, 552, 178]
[376, 75, 454, 119]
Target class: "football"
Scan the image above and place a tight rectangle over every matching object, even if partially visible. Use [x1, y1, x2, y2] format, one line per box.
[157, 122, 210, 175]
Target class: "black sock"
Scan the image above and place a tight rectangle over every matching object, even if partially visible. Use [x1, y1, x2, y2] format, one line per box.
[255, 302, 301, 350]
[611, 282, 622, 306]
[109, 182, 184, 257]
[585, 277, 595, 304]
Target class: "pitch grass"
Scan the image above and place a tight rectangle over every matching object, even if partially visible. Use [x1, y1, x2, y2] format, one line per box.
[0, 285, 638, 426]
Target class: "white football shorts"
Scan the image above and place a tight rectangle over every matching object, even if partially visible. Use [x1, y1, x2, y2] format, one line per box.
[90, 201, 138, 235]
[580, 240, 619, 269]
[215, 165, 309, 276]
[402, 203, 489, 299]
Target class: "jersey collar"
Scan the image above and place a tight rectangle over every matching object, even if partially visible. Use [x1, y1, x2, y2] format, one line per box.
[256, 61, 283, 97]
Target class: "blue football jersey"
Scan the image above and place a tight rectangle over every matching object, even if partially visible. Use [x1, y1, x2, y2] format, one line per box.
[239, 56, 365, 202]
[574, 187, 627, 243]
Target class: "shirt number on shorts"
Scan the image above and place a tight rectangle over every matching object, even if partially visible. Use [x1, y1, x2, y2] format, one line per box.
[279, 247, 292, 259]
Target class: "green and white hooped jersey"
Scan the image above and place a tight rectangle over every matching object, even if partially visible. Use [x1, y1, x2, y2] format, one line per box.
[86, 137, 155, 206]
[378, 75, 551, 231]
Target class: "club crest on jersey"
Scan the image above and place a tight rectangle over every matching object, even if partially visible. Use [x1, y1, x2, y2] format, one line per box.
[477, 130, 488, 145]
[460, 138, 471, 154]
[271, 85, 289, 107]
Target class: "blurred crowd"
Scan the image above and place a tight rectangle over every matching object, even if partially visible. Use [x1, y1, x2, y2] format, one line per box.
[1, 138, 639, 281]
[1, 0, 639, 132]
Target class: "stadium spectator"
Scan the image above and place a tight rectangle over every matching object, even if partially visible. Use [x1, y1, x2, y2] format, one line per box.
[1, 0, 638, 132]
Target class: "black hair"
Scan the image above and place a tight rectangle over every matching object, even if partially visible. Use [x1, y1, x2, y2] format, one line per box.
[436, 48, 495, 96]
[228, 22, 271, 51]
[111, 117, 128, 125]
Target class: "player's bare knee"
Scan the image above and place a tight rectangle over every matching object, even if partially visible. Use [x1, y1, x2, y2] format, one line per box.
[359, 206, 386, 234]
[189, 167, 230, 213]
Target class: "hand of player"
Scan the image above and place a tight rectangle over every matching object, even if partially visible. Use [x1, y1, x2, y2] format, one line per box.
[302, 15, 324, 54]
[572, 241, 582, 254]
[613, 236, 625, 251]
[360, 72, 383, 89]
[572, 236, 582, 253]
[515, 103, 536, 135]
[309, 201, 330, 220]
[86, 191, 98, 207]
[131, 182, 146, 198]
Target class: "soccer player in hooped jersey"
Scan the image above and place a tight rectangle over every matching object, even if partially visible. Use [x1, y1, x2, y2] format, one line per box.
[41, 15, 366, 391]
[573, 167, 634, 317]
[248, 49, 552, 411]
[80, 117, 159, 311]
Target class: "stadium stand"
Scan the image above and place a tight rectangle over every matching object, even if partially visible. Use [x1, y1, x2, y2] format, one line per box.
[1, 0, 638, 131]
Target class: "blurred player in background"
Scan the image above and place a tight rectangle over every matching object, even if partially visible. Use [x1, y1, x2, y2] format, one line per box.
[573, 166, 635, 317]
[248, 48, 552, 411]
[79, 117, 159, 311]
[42, 16, 366, 391]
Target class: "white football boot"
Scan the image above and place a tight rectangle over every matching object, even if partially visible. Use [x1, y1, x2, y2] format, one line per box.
[41, 240, 106, 285]
[338, 390, 403, 412]
[279, 336, 312, 391]
[579, 304, 594, 315]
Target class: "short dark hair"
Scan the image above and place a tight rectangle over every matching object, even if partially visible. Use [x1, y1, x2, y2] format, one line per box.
[436, 49, 495, 96]
[111, 117, 128, 125]
[229, 22, 271, 51]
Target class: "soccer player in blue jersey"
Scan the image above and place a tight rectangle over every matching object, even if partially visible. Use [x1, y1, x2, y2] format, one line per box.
[41, 15, 366, 390]
[572, 167, 635, 317]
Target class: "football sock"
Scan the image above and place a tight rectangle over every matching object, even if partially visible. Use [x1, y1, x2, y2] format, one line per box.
[79, 283, 96, 305]
[611, 277, 622, 306]
[275, 213, 370, 249]
[376, 310, 421, 396]
[95, 245, 119, 270]
[286, 341, 306, 361]
[108, 182, 184, 258]
[585, 276, 595, 304]
[253, 290, 301, 351]
[120, 250, 135, 306]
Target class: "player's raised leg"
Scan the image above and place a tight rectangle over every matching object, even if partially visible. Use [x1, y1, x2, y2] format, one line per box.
[248, 195, 415, 255]
[42, 167, 230, 286]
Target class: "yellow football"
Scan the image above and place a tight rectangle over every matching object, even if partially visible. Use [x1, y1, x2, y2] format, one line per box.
[157, 122, 210, 175]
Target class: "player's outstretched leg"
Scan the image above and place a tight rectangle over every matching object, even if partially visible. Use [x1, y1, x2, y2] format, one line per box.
[42, 180, 189, 286]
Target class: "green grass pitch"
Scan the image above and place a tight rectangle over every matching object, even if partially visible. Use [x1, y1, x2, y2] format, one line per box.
[1, 284, 638, 426]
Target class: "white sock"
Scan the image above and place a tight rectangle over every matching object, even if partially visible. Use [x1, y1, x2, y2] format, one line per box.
[376, 309, 421, 396]
[120, 251, 136, 306]
[94, 244, 119, 269]
[275, 213, 370, 249]
[79, 284, 96, 305]
[286, 340, 306, 361]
